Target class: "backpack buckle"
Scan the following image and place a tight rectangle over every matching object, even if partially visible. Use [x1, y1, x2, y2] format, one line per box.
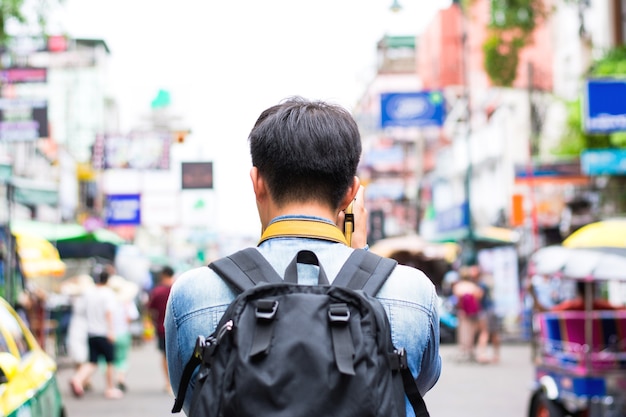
[256, 299, 279, 320]
[194, 336, 208, 360]
[328, 303, 350, 323]
[396, 348, 408, 370]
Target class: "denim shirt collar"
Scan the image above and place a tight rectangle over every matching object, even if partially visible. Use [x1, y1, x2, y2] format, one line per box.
[268, 214, 335, 225]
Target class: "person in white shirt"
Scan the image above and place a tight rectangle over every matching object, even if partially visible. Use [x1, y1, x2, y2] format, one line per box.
[70, 263, 124, 400]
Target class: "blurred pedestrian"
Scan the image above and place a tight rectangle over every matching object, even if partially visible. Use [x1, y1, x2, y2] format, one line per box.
[147, 265, 175, 393]
[474, 265, 500, 364]
[107, 266, 140, 392]
[452, 265, 483, 362]
[70, 263, 123, 400]
[63, 274, 94, 388]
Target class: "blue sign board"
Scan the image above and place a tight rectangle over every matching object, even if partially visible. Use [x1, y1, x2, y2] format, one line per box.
[436, 202, 469, 233]
[380, 91, 445, 128]
[581, 148, 626, 175]
[583, 79, 626, 133]
[105, 194, 141, 226]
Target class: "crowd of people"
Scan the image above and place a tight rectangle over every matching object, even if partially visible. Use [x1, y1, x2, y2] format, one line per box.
[61, 263, 175, 400]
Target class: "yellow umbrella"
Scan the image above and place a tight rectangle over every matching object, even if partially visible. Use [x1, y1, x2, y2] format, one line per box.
[562, 218, 626, 249]
[13, 232, 67, 278]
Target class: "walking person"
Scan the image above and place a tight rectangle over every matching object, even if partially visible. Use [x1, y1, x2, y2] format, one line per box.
[474, 265, 500, 364]
[107, 267, 140, 392]
[70, 263, 124, 399]
[165, 97, 441, 415]
[452, 265, 484, 362]
[147, 265, 175, 394]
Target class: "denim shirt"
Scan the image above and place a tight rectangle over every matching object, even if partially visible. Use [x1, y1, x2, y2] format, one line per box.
[165, 216, 442, 416]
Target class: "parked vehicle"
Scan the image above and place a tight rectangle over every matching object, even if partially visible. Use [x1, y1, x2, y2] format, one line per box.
[0, 297, 66, 417]
[526, 245, 626, 417]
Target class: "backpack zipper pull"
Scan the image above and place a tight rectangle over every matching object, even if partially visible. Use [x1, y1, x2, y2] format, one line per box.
[217, 319, 234, 342]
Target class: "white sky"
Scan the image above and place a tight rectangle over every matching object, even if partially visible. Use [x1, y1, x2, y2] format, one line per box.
[53, 0, 450, 238]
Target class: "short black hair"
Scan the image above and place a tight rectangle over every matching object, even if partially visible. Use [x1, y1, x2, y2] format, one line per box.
[92, 263, 110, 285]
[161, 265, 175, 277]
[249, 96, 362, 209]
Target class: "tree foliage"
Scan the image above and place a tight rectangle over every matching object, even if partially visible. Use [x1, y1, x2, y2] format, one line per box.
[0, 0, 60, 46]
[0, 0, 26, 44]
[483, 0, 547, 87]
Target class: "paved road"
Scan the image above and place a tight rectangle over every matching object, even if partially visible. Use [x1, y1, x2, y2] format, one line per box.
[56, 340, 535, 416]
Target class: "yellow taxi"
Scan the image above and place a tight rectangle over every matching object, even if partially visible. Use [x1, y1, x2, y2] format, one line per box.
[0, 297, 65, 417]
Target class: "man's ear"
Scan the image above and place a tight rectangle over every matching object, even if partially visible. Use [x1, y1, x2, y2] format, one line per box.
[250, 167, 267, 201]
[339, 176, 361, 211]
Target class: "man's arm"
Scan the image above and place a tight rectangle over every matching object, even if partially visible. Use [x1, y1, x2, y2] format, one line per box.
[416, 287, 442, 394]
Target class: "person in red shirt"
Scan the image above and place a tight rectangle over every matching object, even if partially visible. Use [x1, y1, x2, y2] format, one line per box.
[147, 265, 175, 393]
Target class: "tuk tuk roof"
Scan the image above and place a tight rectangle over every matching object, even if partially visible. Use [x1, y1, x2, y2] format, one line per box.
[530, 245, 626, 281]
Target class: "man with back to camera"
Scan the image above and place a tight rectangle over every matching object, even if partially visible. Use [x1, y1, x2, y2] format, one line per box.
[165, 97, 441, 415]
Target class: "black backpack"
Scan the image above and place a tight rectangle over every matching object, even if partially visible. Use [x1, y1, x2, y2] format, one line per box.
[172, 248, 430, 417]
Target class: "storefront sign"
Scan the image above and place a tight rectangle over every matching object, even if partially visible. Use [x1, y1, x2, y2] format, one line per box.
[583, 79, 626, 133]
[0, 98, 48, 141]
[105, 194, 141, 226]
[380, 91, 445, 128]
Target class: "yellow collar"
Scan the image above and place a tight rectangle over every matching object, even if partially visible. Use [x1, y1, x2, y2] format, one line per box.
[259, 218, 348, 246]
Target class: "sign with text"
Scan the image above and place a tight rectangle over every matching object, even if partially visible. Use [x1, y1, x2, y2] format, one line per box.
[93, 131, 171, 170]
[105, 194, 141, 226]
[181, 162, 214, 189]
[380, 91, 445, 128]
[436, 202, 469, 233]
[0, 68, 47, 84]
[581, 148, 626, 175]
[583, 79, 626, 133]
[0, 98, 48, 141]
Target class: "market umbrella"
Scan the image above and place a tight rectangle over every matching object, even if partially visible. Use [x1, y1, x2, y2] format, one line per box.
[13, 232, 66, 278]
[562, 218, 626, 249]
[369, 234, 459, 263]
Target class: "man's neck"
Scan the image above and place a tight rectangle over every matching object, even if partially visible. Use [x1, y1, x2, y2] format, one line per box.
[262, 201, 336, 231]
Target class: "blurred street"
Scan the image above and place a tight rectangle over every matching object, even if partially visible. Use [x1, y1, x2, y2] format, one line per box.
[55, 340, 534, 417]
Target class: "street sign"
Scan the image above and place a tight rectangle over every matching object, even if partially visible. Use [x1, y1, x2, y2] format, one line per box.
[0, 98, 48, 141]
[583, 79, 626, 133]
[581, 148, 626, 175]
[105, 194, 141, 226]
[380, 91, 445, 128]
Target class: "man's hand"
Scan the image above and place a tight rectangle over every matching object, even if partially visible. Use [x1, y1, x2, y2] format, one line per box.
[337, 186, 368, 249]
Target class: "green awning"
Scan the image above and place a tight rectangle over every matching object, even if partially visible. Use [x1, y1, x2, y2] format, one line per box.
[380, 35, 416, 49]
[10, 177, 59, 206]
[432, 226, 520, 245]
[10, 219, 126, 244]
[11, 219, 85, 241]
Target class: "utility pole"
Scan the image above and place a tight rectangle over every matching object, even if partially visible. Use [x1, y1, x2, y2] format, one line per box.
[458, 0, 475, 265]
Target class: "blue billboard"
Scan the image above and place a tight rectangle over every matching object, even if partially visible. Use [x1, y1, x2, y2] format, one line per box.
[380, 91, 445, 128]
[105, 194, 141, 226]
[583, 79, 626, 133]
[581, 148, 626, 175]
[436, 202, 469, 234]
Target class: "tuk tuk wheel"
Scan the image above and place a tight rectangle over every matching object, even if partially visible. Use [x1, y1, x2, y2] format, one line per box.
[529, 391, 568, 417]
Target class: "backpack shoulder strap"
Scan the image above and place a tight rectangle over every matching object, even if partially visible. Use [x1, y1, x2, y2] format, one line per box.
[332, 249, 397, 296]
[334, 250, 430, 417]
[208, 247, 283, 292]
